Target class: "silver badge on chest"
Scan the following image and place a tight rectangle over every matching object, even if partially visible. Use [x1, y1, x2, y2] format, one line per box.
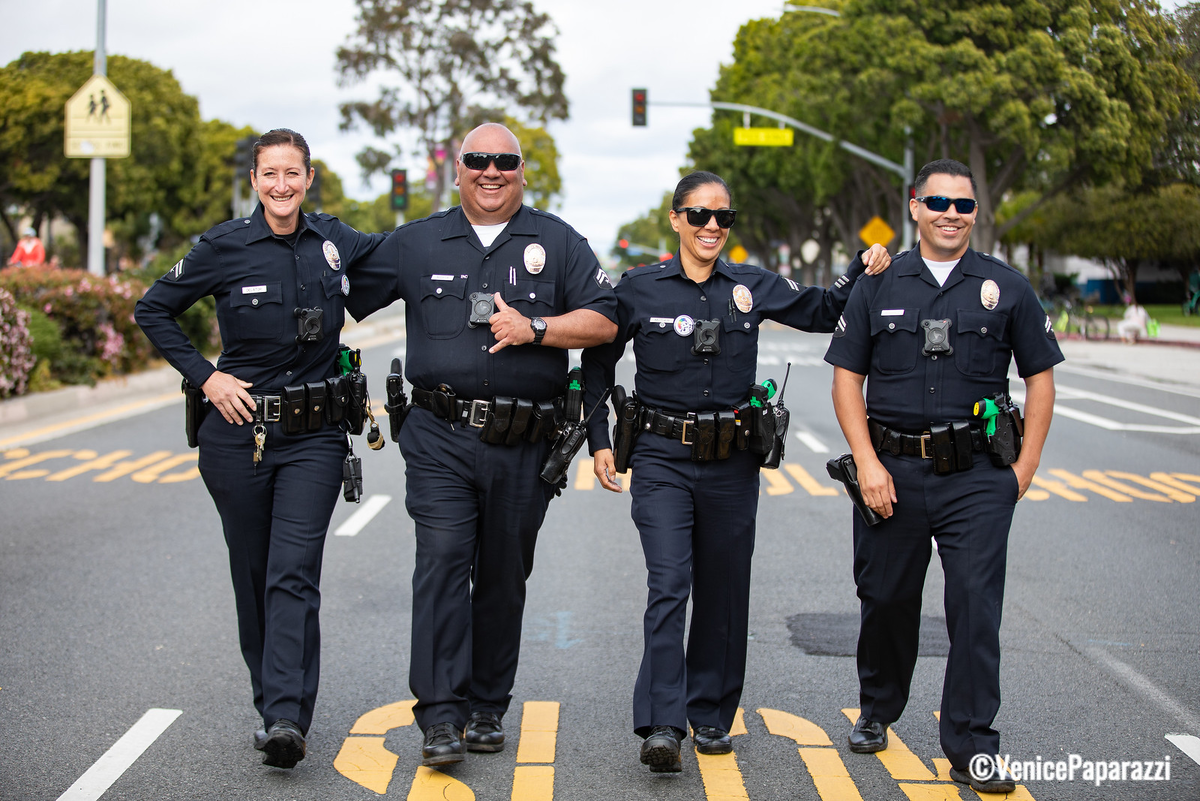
[524, 243, 546, 274]
[323, 240, 341, 271]
[981, 279, 1000, 310]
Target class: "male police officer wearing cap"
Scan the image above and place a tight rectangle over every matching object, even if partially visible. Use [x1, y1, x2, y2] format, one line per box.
[824, 159, 1063, 794]
[346, 123, 617, 767]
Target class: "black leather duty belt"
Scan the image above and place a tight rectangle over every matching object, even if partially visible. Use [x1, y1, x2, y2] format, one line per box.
[411, 386, 492, 427]
[641, 407, 700, 445]
[250, 395, 283, 423]
[867, 418, 985, 459]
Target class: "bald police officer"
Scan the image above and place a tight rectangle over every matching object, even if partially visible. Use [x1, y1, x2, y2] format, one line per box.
[347, 123, 617, 766]
[825, 158, 1063, 794]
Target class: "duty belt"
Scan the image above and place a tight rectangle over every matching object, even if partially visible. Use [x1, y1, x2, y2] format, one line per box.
[411, 386, 492, 427]
[250, 395, 283, 423]
[868, 418, 986, 458]
[867, 418, 987, 475]
[410, 385, 564, 445]
[641, 407, 701, 445]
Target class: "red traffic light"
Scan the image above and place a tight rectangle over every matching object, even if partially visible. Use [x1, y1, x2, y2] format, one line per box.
[632, 88, 647, 127]
[390, 169, 408, 211]
[618, 238, 629, 248]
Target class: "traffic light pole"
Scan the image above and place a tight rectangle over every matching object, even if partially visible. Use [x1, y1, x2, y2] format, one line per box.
[652, 100, 914, 251]
[87, 0, 108, 276]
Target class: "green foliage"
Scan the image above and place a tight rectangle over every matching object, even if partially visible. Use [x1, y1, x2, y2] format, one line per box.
[18, 305, 64, 392]
[126, 243, 221, 357]
[0, 265, 154, 385]
[336, 0, 570, 211]
[505, 117, 561, 210]
[613, 193, 676, 268]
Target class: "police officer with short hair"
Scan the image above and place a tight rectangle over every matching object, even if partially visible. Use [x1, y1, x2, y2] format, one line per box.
[583, 171, 890, 773]
[825, 158, 1063, 794]
[135, 128, 385, 770]
[345, 122, 617, 766]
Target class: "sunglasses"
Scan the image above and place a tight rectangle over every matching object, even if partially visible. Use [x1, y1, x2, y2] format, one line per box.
[916, 195, 977, 214]
[674, 207, 738, 229]
[460, 152, 522, 172]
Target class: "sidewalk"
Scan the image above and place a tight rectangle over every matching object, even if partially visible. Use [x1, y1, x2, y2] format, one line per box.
[1055, 322, 1200, 391]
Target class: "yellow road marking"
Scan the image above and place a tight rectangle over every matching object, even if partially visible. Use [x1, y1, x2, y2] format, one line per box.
[1082, 470, 1173, 502]
[759, 708, 832, 746]
[332, 736, 398, 795]
[785, 464, 841, 496]
[797, 747, 865, 801]
[407, 766, 475, 800]
[932, 758, 953, 781]
[0, 449, 74, 478]
[841, 708, 935, 781]
[0, 392, 179, 450]
[1022, 488, 1050, 501]
[762, 468, 794, 495]
[696, 751, 750, 800]
[1029, 475, 1088, 501]
[730, 707, 747, 737]
[516, 701, 559, 764]
[512, 765, 553, 800]
[573, 460, 593, 490]
[94, 451, 173, 482]
[350, 698, 416, 734]
[1046, 469, 1131, 502]
[898, 783, 964, 800]
[1107, 469, 1196, 501]
[1154, 472, 1200, 494]
[46, 450, 131, 481]
[130, 453, 198, 483]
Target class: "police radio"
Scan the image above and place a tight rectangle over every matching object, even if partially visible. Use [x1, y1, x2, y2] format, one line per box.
[540, 388, 612, 488]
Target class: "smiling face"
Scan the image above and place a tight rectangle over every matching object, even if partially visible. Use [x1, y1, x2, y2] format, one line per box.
[669, 182, 732, 273]
[455, 123, 525, 225]
[911, 173, 977, 261]
[250, 144, 312, 234]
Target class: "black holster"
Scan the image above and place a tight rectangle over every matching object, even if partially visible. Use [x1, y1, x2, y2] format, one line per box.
[611, 385, 640, 474]
[762, 404, 790, 469]
[826, 453, 883, 526]
[183, 378, 210, 449]
[986, 395, 1023, 467]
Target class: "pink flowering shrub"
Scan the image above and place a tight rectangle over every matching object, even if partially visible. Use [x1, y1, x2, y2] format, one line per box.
[0, 288, 36, 398]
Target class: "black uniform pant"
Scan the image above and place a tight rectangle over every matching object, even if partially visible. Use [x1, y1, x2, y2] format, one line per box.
[197, 413, 346, 735]
[400, 409, 555, 731]
[628, 434, 761, 738]
[853, 449, 1019, 769]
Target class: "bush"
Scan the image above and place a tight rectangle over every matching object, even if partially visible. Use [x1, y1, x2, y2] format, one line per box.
[0, 287, 36, 398]
[129, 243, 220, 356]
[0, 265, 155, 386]
[19, 306, 65, 392]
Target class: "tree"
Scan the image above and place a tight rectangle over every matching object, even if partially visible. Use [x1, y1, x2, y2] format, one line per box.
[0, 51, 212, 267]
[335, 0, 569, 213]
[613, 193, 675, 269]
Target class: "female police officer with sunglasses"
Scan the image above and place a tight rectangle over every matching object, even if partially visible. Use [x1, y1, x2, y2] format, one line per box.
[135, 129, 385, 770]
[581, 170, 890, 772]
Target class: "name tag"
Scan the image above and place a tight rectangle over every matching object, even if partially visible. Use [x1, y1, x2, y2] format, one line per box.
[880, 309, 905, 316]
[431, 274, 454, 281]
[649, 317, 674, 324]
[242, 285, 267, 294]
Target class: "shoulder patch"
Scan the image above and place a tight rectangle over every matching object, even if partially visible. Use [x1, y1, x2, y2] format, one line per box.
[833, 314, 847, 338]
[1045, 314, 1057, 340]
[783, 276, 800, 293]
[166, 258, 185, 281]
[595, 266, 613, 288]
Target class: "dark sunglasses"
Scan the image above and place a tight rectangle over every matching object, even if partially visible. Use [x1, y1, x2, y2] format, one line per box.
[460, 152, 522, 171]
[674, 207, 737, 229]
[916, 195, 977, 214]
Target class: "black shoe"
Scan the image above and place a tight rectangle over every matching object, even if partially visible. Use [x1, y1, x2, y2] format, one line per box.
[692, 725, 732, 755]
[422, 721, 466, 767]
[847, 716, 888, 753]
[465, 711, 505, 752]
[260, 719, 306, 769]
[253, 728, 268, 751]
[951, 759, 1016, 794]
[640, 726, 684, 773]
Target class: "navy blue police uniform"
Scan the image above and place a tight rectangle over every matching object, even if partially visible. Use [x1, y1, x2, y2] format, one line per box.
[345, 203, 617, 732]
[581, 252, 871, 739]
[135, 205, 385, 736]
[823, 246, 1063, 770]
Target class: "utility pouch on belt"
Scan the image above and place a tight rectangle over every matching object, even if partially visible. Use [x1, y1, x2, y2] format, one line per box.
[527, 399, 560, 444]
[305, 382, 326, 432]
[325, 376, 347, 426]
[481, 396, 516, 444]
[183, 378, 209, 449]
[564, 367, 584, 424]
[345, 371, 367, 436]
[691, 414, 717, 462]
[612, 385, 640, 474]
[951, 420, 974, 471]
[715, 411, 738, 461]
[746, 384, 774, 455]
[430, 384, 455, 422]
[826, 453, 883, 526]
[506, 398, 534, 446]
[929, 423, 955, 474]
[282, 385, 306, 435]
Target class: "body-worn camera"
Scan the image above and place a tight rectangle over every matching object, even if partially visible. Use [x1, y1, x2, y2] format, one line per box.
[468, 292, 496, 328]
[921, 318, 953, 356]
[295, 307, 324, 343]
[692, 319, 721, 355]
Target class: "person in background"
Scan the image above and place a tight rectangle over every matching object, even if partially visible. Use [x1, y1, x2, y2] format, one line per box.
[1117, 294, 1150, 343]
[7, 228, 46, 268]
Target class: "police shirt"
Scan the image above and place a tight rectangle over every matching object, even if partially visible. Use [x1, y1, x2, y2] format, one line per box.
[582, 252, 870, 451]
[823, 246, 1064, 432]
[346, 204, 618, 402]
[135, 205, 386, 392]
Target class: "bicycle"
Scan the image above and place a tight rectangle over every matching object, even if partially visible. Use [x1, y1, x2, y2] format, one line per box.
[1051, 298, 1111, 340]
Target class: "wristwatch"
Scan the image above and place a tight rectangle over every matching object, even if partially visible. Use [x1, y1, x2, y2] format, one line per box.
[530, 316, 547, 345]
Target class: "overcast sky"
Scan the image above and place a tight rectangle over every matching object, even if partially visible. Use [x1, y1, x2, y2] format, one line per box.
[4, 0, 1184, 255]
[2, 0, 797, 252]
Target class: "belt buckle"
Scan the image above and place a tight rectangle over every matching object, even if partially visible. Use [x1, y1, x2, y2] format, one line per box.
[264, 396, 282, 423]
[680, 413, 696, 446]
[919, 433, 931, 459]
[468, 399, 490, 428]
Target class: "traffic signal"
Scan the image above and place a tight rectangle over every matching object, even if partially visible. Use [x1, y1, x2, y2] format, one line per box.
[390, 169, 408, 211]
[235, 134, 256, 174]
[632, 88, 647, 127]
[618, 238, 629, 248]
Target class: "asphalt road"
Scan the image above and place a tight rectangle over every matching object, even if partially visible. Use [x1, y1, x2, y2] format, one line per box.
[2, 325, 1198, 800]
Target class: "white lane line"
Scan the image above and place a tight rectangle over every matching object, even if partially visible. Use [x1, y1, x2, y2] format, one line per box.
[1166, 734, 1200, 766]
[335, 494, 392, 536]
[794, 431, 830, 453]
[57, 708, 181, 801]
[1057, 363, 1200, 399]
[1086, 648, 1200, 732]
[1011, 385, 1200, 434]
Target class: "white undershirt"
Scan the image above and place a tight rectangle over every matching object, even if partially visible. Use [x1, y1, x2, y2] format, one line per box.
[473, 222, 508, 248]
[922, 257, 961, 286]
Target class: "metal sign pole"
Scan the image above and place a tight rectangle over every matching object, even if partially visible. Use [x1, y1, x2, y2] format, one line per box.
[87, 0, 107, 276]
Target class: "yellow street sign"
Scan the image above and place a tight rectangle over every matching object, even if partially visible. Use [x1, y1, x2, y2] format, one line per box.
[728, 245, 749, 263]
[65, 75, 131, 158]
[733, 127, 794, 147]
[859, 216, 895, 247]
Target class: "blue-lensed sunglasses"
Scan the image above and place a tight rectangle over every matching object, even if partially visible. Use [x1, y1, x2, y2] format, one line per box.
[916, 195, 977, 214]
